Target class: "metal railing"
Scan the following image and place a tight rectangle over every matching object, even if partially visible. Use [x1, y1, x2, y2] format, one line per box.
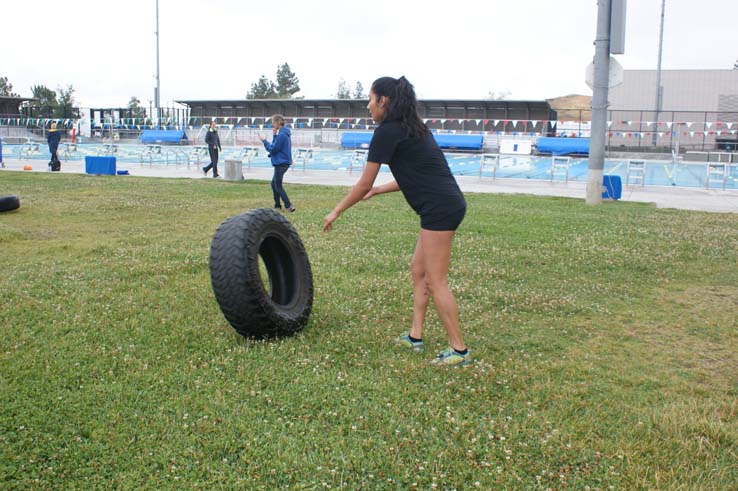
[553, 108, 738, 153]
[3, 108, 738, 155]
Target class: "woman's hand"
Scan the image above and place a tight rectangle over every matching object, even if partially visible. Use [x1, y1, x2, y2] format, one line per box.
[323, 210, 340, 232]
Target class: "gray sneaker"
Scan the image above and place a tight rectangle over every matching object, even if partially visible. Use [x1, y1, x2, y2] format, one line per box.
[396, 332, 424, 352]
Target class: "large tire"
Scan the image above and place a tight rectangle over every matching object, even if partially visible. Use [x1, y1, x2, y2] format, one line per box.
[209, 208, 313, 338]
[0, 195, 20, 213]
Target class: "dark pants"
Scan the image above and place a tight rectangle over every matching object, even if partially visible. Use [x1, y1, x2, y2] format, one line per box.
[203, 147, 219, 176]
[271, 164, 292, 208]
[49, 148, 61, 171]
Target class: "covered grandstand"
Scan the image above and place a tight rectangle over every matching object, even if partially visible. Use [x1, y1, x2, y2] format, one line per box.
[175, 98, 558, 135]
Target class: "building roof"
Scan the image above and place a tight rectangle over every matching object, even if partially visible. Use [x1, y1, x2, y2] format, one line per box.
[175, 98, 556, 123]
[0, 95, 37, 116]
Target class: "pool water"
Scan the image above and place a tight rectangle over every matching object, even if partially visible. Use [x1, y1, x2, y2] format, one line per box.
[4, 143, 737, 190]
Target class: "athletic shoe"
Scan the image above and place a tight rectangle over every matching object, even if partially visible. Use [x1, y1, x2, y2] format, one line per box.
[428, 347, 472, 366]
[396, 332, 424, 352]
[286, 207, 296, 213]
[202, 166, 208, 176]
[274, 205, 283, 210]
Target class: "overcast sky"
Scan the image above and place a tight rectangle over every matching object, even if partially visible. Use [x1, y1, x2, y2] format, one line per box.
[2, 0, 736, 109]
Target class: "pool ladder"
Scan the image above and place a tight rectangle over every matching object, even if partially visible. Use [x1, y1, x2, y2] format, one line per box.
[706, 163, 729, 190]
[478, 154, 499, 179]
[239, 146, 259, 171]
[551, 157, 570, 182]
[188, 146, 209, 167]
[18, 142, 41, 160]
[348, 149, 367, 174]
[294, 148, 313, 172]
[626, 160, 646, 186]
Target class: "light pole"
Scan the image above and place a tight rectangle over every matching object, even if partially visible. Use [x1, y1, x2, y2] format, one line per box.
[587, 0, 626, 205]
[653, 0, 666, 147]
[155, 0, 161, 129]
[586, 0, 613, 205]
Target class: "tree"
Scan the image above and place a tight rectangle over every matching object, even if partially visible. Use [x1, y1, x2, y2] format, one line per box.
[56, 85, 78, 118]
[353, 81, 365, 99]
[336, 78, 351, 99]
[30, 85, 58, 118]
[246, 63, 301, 99]
[487, 90, 511, 100]
[734, 58, 738, 70]
[0, 76, 20, 97]
[127, 96, 147, 120]
[247, 75, 277, 99]
[275, 63, 300, 98]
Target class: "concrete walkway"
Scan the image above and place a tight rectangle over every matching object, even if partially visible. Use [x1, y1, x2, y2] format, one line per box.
[2, 157, 737, 214]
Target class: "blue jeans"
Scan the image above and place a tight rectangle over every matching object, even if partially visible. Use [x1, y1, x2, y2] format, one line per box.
[271, 164, 292, 208]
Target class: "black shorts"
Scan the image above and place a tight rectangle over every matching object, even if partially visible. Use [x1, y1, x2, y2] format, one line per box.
[420, 206, 466, 231]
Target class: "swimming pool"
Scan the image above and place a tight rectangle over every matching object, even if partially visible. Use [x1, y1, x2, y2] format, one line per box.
[4, 142, 737, 190]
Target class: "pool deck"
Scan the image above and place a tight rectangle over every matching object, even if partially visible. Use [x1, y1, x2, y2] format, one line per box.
[2, 157, 737, 214]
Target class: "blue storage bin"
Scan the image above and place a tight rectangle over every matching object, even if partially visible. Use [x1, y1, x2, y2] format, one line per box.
[85, 156, 116, 175]
[602, 175, 622, 200]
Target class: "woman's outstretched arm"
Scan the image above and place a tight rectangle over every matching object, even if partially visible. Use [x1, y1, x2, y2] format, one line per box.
[323, 161, 381, 232]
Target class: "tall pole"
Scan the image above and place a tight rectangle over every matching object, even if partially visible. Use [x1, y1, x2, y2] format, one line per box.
[653, 0, 666, 147]
[586, 0, 612, 205]
[155, 0, 161, 129]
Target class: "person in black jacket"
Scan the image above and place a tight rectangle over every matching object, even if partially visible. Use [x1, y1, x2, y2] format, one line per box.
[47, 122, 62, 171]
[203, 121, 221, 177]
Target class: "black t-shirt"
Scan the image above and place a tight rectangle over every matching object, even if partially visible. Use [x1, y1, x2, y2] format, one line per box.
[367, 120, 466, 217]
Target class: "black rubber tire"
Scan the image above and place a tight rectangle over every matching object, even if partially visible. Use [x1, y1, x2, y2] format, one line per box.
[0, 195, 20, 212]
[209, 208, 313, 338]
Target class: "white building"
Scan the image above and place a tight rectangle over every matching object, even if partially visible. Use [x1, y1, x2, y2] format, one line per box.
[607, 69, 738, 150]
[609, 69, 738, 112]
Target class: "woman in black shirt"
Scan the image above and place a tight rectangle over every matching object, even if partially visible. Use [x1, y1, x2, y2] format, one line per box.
[323, 76, 470, 366]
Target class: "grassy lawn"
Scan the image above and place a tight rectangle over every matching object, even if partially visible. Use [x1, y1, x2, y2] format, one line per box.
[1, 172, 736, 490]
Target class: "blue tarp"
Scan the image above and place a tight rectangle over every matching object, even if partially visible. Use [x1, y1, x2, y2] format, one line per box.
[602, 175, 622, 200]
[340, 132, 484, 151]
[139, 130, 188, 144]
[433, 134, 483, 151]
[85, 156, 116, 175]
[536, 137, 590, 155]
[341, 132, 373, 149]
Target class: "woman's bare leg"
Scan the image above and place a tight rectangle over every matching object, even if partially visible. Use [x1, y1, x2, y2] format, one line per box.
[419, 229, 465, 351]
[410, 235, 430, 339]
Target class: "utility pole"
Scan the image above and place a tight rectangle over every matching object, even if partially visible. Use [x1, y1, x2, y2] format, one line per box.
[586, 0, 613, 205]
[155, 0, 161, 130]
[653, 0, 666, 147]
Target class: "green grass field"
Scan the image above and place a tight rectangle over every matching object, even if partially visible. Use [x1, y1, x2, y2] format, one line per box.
[1, 172, 736, 490]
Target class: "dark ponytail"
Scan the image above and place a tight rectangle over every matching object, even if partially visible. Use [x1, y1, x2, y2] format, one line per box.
[371, 76, 428, 138]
